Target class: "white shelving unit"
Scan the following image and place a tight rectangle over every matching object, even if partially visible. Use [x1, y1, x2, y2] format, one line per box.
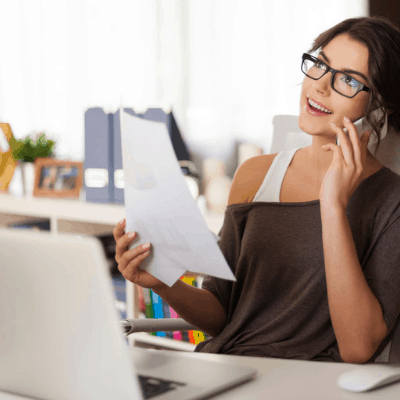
[0, 193, 224, 350]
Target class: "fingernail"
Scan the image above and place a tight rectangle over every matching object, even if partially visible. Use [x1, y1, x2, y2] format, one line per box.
[143, 250, 151, 256]
[127, 232, 136, 238]
[119, 218, 125, 225]
[142, 242, 151, 250]
[330, 122, 337, 126]
[343, 116, 350, 122]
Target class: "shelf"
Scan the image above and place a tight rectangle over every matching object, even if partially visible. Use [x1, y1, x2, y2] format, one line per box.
[0, 193, 224, 350]
[0, 193, 224, 235]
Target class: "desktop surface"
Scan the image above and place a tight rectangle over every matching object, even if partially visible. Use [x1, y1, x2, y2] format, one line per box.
[2, 350, 399, 400]
[143, 350, 400, 399]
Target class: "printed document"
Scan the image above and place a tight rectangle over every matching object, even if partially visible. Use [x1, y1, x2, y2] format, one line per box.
[120, 110, 235, 286]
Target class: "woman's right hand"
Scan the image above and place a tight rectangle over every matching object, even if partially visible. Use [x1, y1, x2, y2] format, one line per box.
[113, 219, 164, 289]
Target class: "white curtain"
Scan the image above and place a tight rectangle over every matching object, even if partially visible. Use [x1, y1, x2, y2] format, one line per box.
[0, 0, 367, 163]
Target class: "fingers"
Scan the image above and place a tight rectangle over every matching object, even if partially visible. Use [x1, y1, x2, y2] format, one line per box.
[115, 230, 137, 264]
[343, 117, 366, 173]
[113, 218, 138, 262]
[328, 117, 369, 173]
[118, 243, 152, 279]
[321, 142, 343, 165]
[113, 218, 126, 242]
[330, 119, 355, 168]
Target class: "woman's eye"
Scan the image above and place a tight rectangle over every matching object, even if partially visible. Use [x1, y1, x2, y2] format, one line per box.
[315, 60, 326, 69]
[341, 74, 359, 88]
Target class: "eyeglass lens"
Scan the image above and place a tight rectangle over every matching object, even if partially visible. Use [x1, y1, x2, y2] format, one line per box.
[302, 57, 361, 97]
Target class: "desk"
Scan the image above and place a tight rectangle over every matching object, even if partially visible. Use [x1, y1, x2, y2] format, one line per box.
[146, 351, 400, 399]
[1, 351, 399, 399]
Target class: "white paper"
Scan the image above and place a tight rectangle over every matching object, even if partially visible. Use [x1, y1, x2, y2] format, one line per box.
[120, 110, 235, 287]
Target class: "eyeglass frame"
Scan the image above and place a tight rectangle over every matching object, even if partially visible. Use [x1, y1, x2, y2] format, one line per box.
[301, 53, 371, 98]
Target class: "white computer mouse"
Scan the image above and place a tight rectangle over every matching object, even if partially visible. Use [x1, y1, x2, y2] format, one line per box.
[337, 365, 400, 392]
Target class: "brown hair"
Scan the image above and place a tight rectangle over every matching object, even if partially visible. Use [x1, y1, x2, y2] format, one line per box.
[309, 16, 400, 154]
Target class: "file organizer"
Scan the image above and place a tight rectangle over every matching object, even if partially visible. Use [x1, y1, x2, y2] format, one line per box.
[85, 107, 190, 204]
[112, 108, 141, 204]
[142, 108, 190, 161]
[84, 108, 113, 203]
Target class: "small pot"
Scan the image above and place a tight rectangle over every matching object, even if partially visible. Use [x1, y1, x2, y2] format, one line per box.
[20, 162, 35, 197]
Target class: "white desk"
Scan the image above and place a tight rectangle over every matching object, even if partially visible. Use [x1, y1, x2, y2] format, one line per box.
[1, 350, 399, 399]
[147, 351, 400, 399]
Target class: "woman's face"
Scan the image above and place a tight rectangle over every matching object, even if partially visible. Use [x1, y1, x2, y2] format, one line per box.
[298, 33, 370, 139]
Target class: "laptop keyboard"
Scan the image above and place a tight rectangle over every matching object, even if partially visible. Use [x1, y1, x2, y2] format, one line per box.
[138, 375, 186, 399]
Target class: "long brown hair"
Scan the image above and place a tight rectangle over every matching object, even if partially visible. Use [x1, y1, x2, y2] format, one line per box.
[309, 16, 400, 154]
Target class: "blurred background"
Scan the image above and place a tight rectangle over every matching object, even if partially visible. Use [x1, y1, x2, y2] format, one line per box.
[0, 0, 398, 193]
[0, 0, 399, 344]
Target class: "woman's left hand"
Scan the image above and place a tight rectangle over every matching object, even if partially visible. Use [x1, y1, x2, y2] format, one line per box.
[319, 117, 371, 210]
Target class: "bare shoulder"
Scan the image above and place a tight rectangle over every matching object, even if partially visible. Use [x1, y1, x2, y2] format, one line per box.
[228, 153, 278, 206]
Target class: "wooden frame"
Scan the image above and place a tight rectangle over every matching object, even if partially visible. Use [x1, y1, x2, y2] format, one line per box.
[33, 158, 83, 199]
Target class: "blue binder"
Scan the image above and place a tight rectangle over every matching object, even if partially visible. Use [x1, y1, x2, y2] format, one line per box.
[112, 108, 141, 204]
[142, 109, 190, 161]
[84, 108, 113, 203]
[85, 107, 190, 204]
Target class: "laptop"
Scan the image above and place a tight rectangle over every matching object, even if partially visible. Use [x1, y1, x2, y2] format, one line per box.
[0, 228, 257, 400]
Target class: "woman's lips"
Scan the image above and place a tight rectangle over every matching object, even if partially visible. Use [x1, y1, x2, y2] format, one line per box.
[306, 98, 333, 117]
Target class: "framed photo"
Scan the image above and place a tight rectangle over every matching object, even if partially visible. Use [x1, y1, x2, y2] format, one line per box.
[33, 158, 83, 199]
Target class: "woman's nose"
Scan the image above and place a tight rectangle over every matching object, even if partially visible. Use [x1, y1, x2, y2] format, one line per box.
[313, 72, 331, 95]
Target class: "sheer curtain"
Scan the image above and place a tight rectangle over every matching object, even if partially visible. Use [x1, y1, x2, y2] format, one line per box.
[0, 0, 367, 164]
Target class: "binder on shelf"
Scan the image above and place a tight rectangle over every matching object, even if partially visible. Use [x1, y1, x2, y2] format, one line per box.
[150, 290, 166, 337]
[111, 108, 190, 204]
[142, 109, 190, 162]
[84, 108, 113, 203]
[137, 276, 209, 343]
[84, 107, 191, 204]
[112, 108, 142, 204]
[161, 298, 174, 339]
[169, 306, 183, 341]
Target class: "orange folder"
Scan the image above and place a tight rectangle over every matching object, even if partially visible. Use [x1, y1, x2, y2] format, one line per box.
[0, 123, 17, 192]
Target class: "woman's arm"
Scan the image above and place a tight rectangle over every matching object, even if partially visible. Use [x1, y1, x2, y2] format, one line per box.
[152, 280, 227, 338]
[319, 120, 387, 363]
[320, 206, 387, 364]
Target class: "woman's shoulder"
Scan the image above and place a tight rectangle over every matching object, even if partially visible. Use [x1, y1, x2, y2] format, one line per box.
[227, 153, 278, 206]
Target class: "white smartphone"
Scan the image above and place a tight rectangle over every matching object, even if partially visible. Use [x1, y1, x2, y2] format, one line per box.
[353, 116, 365, 138]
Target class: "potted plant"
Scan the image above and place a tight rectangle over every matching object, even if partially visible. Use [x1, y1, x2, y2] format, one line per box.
[10, 133, 56, 197]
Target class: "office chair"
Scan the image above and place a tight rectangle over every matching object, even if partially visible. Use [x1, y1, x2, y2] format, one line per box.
[270, 115, 312, 153]
[121, 318, 196, 336]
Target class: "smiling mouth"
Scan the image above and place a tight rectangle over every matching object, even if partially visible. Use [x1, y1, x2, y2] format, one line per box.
[307, 97, 332, 114]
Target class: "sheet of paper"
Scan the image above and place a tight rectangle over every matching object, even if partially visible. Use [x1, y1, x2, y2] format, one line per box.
[120, 110, 235, 287]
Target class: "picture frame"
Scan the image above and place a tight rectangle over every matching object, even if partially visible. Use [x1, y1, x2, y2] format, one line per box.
[33, 158, 83, 199]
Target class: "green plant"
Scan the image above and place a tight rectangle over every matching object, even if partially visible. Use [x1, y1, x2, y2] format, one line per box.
[10, 133, 56, 163]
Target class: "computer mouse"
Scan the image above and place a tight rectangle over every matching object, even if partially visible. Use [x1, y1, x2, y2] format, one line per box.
[337, 365, 400, 392]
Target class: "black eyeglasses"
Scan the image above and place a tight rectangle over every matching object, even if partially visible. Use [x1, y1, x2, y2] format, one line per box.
[301, 53, 370, 98]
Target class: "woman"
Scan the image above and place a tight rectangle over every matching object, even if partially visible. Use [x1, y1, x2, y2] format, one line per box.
[113, 16, 400, 364]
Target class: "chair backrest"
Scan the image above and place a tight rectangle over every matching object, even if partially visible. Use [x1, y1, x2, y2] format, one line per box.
[270, 115, 311, 153]
[371, 126, 400, 176]
[389, 317, 400, 363]
[374, 317, 400, 363]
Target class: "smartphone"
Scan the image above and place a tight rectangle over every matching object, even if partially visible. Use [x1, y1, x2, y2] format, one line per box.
[353, 116, 365, 138]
